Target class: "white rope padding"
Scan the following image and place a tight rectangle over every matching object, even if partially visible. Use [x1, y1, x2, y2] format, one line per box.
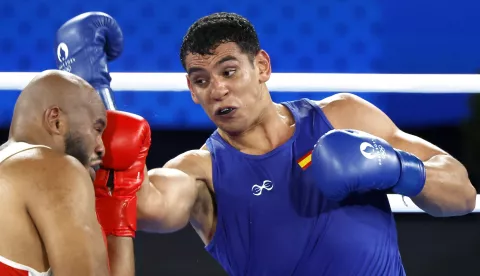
[0, 71, 478, 214]
[0, 72, 480, 92]
[388, 194, 480, 213]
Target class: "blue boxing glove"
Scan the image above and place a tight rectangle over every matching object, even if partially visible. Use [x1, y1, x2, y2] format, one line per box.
[311, 129, 426, 201]
[54, 12, 123, 109]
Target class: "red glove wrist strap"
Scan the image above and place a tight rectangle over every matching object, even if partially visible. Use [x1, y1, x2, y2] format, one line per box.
[96, 196, 137, 238]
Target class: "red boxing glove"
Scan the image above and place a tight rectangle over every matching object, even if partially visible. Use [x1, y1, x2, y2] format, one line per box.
[94, 110, 151, 237]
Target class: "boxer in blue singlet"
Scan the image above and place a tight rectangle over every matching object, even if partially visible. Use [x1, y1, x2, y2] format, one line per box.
[135, 12, 476, 275]
[62, 11, 476, 276]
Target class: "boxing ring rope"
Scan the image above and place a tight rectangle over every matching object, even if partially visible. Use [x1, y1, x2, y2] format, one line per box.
[1, 72, 480, 92]
[0, 71, 479, 213]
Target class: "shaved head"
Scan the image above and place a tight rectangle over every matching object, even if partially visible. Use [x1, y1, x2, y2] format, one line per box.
[13, 70, 99, 119]
[10, 70, 107, 168]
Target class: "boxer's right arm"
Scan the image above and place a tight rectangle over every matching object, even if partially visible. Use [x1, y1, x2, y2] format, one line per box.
[137, 151, 208, 233]
[26, 152, 109, 275]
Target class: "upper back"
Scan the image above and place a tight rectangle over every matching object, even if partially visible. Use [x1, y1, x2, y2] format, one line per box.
[0, 142, 55, 184]
[0, 141, 53, 195]
[0, 142, 53, 274]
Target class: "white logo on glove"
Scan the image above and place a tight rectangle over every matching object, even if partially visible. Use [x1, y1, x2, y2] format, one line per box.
[57, 42, 76, 72]
[360, 142, 376, 159]
[360, 140, 387, 166]
[57, 42, 69, 62]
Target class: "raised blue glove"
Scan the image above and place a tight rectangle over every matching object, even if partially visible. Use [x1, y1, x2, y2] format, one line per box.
[311, 129, 426, 201]
[54, 12, 123, 109]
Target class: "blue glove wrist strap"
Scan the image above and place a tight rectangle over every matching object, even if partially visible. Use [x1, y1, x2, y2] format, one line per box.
[392, 150, 426, 197]
[96, 86, 116, 111]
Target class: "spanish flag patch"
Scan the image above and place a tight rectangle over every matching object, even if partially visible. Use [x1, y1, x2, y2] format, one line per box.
[297, 150, 313, 170]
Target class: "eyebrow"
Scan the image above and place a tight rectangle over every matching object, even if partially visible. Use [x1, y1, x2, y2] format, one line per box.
[187, 55, 239, 75]
[95, 118, 106, 128]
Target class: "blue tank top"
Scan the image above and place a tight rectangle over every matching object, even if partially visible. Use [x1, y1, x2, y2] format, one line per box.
[205, 99, 406, 276]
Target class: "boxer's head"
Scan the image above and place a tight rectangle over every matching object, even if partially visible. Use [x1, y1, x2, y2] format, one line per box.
[11, 70, 106, 175]
[180, 12, 272, 134]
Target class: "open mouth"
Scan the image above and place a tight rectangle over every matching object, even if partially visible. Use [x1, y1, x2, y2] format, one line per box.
[88, 167, 96, 180]
[90, 164, 100, 172]
[88, 163, 101, 180]
[215, 107, 236, 116]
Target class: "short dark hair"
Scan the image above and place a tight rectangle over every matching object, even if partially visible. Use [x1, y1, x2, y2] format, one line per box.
[180, 12, 261, 70]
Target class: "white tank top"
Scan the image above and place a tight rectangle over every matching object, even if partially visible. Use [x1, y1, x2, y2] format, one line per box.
[0, 142, 52, 276]
[0, 142, 49, 164]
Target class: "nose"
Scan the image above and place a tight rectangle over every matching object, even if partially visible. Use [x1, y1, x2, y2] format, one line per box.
[96, 135, 105, 159]
[210, 77, 229, 101]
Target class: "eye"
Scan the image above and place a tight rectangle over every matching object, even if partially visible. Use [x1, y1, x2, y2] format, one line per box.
[194, 79, 206, 85]
[94, 125, 105, 134]
[223, 69, 236, 77]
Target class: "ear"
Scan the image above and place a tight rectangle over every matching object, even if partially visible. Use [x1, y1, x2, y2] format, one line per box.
[255, 50, 272, 83]
[44, 106, 66, 135]
[186, 75, 199, 104]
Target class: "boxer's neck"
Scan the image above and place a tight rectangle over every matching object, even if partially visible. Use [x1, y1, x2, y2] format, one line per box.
[9, 125, 61, 153]
[219, 102, 295, 155]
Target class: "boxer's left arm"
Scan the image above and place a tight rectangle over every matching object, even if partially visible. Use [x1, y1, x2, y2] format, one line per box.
[318, 93, 476, 217]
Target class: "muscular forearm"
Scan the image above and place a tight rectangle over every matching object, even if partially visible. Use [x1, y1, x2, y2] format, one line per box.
[136, 168, 198, 233]
[107, 236, 135, 276]
[137, 180, 192, 233]
[411, 154, 476, 217]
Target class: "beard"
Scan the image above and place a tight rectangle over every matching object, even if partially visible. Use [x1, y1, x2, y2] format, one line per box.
[64, 131, 90, 167]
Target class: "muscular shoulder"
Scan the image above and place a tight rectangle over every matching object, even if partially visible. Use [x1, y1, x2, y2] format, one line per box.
[315, 93, 373, 126]
[163, 149, 211, 181]
[315, 92, 397, 136]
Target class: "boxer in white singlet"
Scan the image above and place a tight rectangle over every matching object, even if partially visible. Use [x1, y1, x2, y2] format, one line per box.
[0, 70, 109, 276]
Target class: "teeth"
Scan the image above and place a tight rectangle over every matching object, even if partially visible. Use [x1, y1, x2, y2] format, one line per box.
[219, 108, 232, 115]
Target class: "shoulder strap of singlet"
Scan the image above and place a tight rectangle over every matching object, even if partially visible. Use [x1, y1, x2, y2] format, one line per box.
[0, 142, 51, 165]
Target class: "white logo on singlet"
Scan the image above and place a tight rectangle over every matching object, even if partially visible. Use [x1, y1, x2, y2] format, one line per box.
[252, 180, 274, 196]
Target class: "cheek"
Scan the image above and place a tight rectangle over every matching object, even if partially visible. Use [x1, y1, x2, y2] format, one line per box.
[83, 129, 98, 147]
[192, 91, 209, 107]
[241, 70, 261, 97]
[240, 82, 262, 102]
